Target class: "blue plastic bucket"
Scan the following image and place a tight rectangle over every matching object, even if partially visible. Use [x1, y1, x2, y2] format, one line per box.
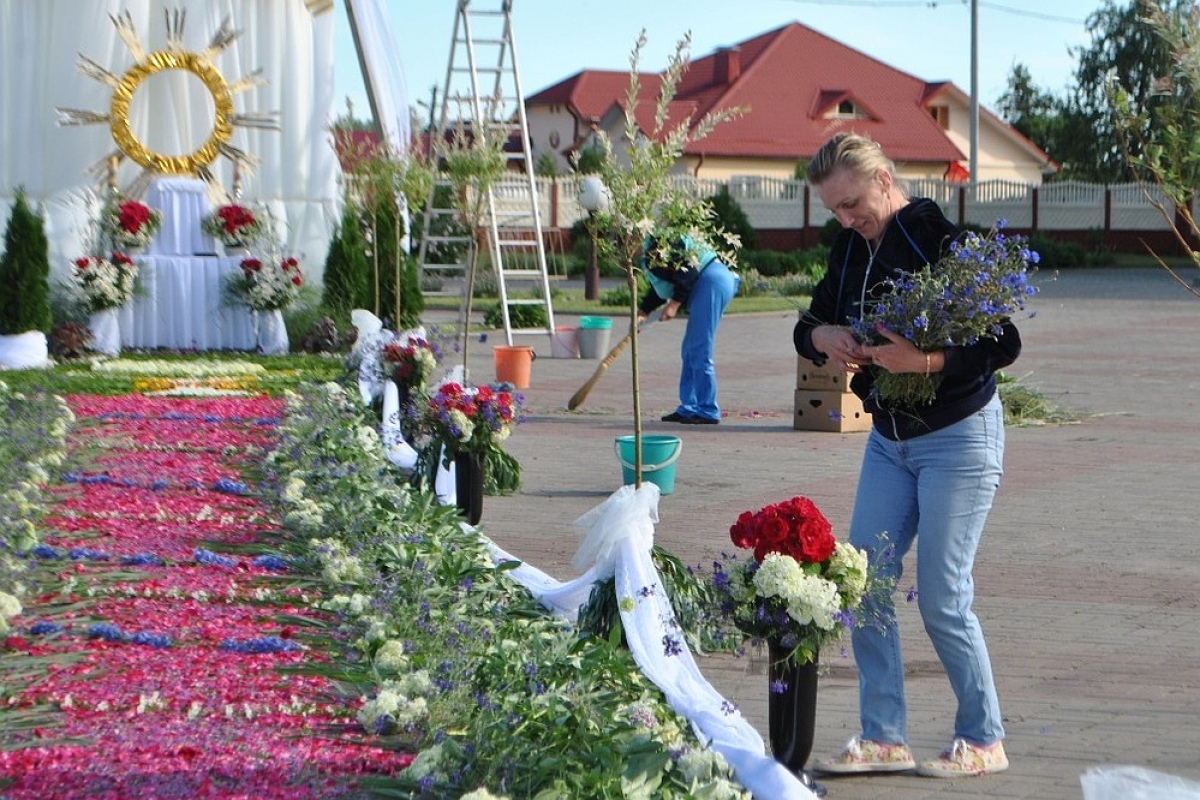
[614, 434, 682, 495]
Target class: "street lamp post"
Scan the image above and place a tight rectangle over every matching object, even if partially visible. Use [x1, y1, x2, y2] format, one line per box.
[578, 176, 609, 301]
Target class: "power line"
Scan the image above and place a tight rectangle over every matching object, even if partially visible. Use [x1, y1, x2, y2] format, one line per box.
[781, 0, 1085, 25]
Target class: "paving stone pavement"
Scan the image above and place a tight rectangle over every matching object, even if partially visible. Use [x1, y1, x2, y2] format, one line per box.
[446, 266, 1200, 800]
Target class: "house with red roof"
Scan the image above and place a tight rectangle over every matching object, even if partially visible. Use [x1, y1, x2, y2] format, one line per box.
[525, 21, 1055, 184]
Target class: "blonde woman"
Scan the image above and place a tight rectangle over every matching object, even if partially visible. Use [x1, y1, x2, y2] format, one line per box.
[796, 133, 1019, 778]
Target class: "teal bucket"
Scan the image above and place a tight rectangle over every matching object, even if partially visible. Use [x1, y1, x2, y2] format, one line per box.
[614, 434, 682, 495]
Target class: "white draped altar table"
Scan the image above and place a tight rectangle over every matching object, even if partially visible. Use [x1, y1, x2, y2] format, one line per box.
[119, 255, 257, 351]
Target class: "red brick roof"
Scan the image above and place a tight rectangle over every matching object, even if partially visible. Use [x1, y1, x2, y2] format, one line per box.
[527, 21, 1023, 167]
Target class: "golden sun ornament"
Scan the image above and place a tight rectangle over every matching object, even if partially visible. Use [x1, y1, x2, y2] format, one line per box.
[57, 9, 279, 191]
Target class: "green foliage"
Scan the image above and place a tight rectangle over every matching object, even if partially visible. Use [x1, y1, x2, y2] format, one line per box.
[1027, 234, 1091, 269]
[482, 302, 547, 329]
[705, 186, 759, 250]
[574, 144, 606, 174]
[599, 274, 649, 307]
[997, 63, 1069, 164]
[0, 189, 53, 335]
[738, 248, 826, 279]
[567, 217, 625, 278]
[1060, 0, 1185, 181]
[819, 216, 843, 247]
[411, 183, 470, 267]
[271, 385, 752, 799]
[534, 151, 560, 177]
[321, 204, 373, 321]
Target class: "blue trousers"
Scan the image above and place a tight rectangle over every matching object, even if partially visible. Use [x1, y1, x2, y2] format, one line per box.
[848, 393, 1006, 746]
[675, 261, 738, 421]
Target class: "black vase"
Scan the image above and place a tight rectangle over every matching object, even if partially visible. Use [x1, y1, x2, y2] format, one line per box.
[767, 642, 820, 782]
[454, 450, 484, 525]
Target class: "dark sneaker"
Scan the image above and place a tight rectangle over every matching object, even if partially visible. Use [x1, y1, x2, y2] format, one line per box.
[661, 411, 690, 423]
[681, 416, 719, 425]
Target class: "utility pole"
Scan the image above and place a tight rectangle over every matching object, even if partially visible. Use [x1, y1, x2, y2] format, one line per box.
[969, 0, 979, 187]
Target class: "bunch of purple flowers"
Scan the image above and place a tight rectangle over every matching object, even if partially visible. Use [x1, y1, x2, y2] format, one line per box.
[852, 220, 1040, 406]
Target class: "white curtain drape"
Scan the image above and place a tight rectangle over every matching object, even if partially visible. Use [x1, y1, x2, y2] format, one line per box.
[0, 0, 338, 288]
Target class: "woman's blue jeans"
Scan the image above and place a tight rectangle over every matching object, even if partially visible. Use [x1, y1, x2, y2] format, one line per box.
[676, 261, 738, 421]
[848, 393, 1006, 747]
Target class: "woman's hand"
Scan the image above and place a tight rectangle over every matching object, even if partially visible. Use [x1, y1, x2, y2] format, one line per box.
[661, 300, 682, 321]
[866, 325, 928, 374]
[811, 325, 869, 371]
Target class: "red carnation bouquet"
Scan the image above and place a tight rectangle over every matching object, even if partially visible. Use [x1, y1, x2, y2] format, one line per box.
[712, 496, 870, 665]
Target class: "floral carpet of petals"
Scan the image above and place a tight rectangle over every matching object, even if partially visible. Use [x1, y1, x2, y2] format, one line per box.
[1, 395, 413, 799]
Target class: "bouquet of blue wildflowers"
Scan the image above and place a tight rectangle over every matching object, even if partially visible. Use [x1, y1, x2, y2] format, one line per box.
[852, 220, 1040, 407]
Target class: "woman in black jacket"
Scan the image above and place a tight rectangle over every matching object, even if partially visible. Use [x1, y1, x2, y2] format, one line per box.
[797, 133, 1018, 779]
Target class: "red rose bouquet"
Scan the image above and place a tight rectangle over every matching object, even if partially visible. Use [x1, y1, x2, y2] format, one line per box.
[202, 204, 265, 246]
[713, 496, 869, 665]
[103, 197, 161, 250]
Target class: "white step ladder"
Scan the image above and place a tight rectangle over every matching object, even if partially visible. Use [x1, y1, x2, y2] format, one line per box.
[417, 0, 555, 346]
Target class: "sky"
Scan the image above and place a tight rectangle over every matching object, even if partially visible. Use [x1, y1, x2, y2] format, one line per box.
[331, 0, 1104, 128]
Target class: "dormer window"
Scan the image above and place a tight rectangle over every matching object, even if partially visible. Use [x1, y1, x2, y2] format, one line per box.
[930, 105, 950, 130]
[825, 97, 867, 120]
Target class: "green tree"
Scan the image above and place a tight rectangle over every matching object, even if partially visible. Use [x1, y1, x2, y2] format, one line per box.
[996, 63, 1068, 164]
[320, 203, 372, 321]
[1058, 0, 1184, 181]
[1110, 0, 1200, 298]
[0, 188, 53, 335]
[589, 31, 745, 478]
[706, 186, 758, 250]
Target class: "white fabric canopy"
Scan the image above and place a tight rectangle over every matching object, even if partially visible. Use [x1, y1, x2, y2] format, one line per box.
[0, 0, 338, 288]
[344, 0, 411, 156]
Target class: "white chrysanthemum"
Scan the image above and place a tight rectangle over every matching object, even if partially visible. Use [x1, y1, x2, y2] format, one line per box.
[374, 639, 408, 674]
[322, 382, 344, 397]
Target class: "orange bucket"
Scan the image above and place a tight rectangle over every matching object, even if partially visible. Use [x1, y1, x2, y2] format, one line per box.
[493, 345, 535, 388]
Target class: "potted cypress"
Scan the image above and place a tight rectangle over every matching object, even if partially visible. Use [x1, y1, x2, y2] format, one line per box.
[0, 188, 53, 369]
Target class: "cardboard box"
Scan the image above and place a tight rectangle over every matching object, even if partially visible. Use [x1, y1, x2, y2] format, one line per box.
[793, 389, 872, 433]
[797, 356, 852, 393]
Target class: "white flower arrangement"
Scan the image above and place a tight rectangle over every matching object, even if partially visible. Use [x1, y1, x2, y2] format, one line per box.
[70, 252, 138, 312]
[227, 256, 304, 311]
